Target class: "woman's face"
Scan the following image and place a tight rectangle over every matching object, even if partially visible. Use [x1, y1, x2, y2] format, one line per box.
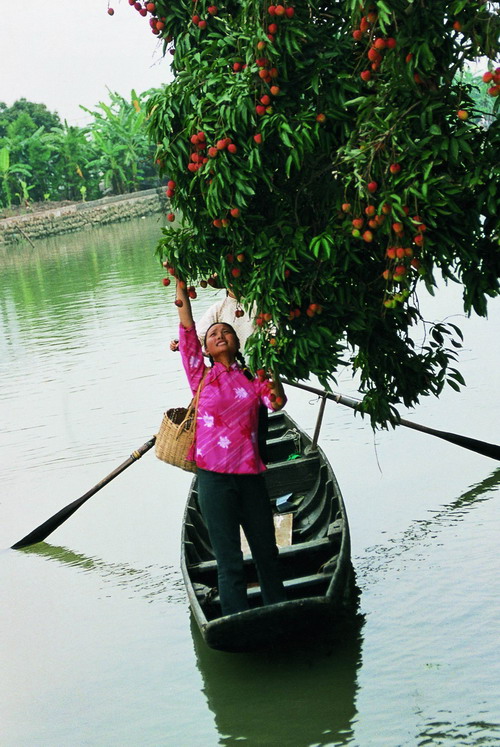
[204, 323, 239, 361]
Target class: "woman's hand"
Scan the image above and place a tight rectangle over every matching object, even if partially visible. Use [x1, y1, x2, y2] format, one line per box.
[268, 370, 287, 411]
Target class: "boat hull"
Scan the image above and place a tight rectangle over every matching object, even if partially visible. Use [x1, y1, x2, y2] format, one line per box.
[181, 410, 356, 652]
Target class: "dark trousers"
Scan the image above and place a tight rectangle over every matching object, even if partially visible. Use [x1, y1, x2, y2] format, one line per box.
[197, 469, 286, 616]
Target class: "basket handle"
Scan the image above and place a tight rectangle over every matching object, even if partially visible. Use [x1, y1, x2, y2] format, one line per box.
[175, 368, 207, 439]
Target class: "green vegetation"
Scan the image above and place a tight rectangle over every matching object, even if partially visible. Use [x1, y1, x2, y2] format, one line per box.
[0, 90, 159, 209]
[143, 0, 500, 425]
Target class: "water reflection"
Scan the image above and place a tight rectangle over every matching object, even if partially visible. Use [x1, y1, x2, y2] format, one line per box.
[191, 615, 363, 746]
[0, 217, 166, 370]
[357, 467, 500, 581]
[19, 541, 185, 605]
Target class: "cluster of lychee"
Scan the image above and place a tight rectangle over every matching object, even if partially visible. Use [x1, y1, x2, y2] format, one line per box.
[482, 68, 500, 97]
[213, 209, 241, 229]
[264, 4, 295, 45]
[254, 56, 280, 89]
[255, 320, 278, 351]
[161, 266, 198, 299]
[343, 199, 425, 303]
[186, 131, 238, 173]
[191, 4, 218, 30]
[165, 179, 176, 199]
[166, 132, 240, 223]
[222, 252, 245, 278]
[255, 367, 284, 404]
[352, 8, 397, 82]
[249, 6, 296, 139]
[123, 1, 171, 38]
[382, 216, 426, 307]
[186, 131, 209, 173]
[382, 243, 421, 281]
[160, 264, 250, 319]
[267, 4, 295, 19]
[165, 179, 177, 222]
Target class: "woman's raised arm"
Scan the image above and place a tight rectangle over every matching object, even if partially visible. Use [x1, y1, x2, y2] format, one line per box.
[175, 278, 195, 329]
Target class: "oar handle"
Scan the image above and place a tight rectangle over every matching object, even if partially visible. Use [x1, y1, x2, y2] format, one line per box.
[282, 380, 500, 462]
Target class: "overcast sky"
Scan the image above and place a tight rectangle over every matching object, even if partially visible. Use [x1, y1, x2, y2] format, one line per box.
[1, 0, 173, 126]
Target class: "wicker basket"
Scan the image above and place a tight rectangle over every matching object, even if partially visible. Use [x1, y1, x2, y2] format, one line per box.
[155, 371, 206, 472]
[155, 404, 197, 472]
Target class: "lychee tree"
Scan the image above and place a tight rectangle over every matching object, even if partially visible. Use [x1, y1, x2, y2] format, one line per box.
[131, 0, 499, 425]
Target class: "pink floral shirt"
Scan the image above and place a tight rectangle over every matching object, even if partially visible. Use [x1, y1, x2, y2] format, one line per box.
[179, 324, 273, 474]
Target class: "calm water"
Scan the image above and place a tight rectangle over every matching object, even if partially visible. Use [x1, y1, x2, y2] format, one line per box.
[1, 216, 499, 747]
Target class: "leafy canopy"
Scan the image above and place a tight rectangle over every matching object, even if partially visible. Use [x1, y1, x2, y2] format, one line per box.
[141, 0, 499, 425]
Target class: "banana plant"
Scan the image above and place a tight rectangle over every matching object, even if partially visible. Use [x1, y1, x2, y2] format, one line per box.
[81, 89, 156, 194]
[44, 122, 95, 200]
[0, 146, 32, 208]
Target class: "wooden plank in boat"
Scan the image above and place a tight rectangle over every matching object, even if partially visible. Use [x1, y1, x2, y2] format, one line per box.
[240, 512, 293, 554]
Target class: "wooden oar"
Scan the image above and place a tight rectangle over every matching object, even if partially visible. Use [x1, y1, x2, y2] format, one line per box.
[11, 437, 156, 550]
[282, 380, 500, 462]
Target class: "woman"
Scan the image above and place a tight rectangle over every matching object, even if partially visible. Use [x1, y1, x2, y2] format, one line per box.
[175, 278, 287, 616]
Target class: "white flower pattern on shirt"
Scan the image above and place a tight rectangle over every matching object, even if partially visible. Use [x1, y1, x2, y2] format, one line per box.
[218, 435, 231, 449]
[202, 413, 214, 428]
[234, 386, 249, 399]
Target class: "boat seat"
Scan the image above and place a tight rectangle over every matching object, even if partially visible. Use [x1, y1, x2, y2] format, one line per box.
[266, 433, 300, 463]
[264, 453, 321, 499]
[188, 536, 333, 581]
[206, 571, 332, 608]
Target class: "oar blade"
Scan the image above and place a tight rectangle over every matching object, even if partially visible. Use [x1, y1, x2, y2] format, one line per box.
[11, 437, 156, 550]
[11, 495, 93, 549]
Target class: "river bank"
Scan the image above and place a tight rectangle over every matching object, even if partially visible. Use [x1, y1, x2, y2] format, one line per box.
[0, 188, 168, 246]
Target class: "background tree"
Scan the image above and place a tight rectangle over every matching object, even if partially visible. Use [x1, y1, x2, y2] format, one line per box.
[0, 99, 60, 139]
[0, 90, 161, 209]
[140, 0, 500, 425]
[45, 122, 97, 201]
[82, 89, 159, 194]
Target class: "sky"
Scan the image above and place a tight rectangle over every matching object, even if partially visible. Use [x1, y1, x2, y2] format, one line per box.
[1, 0, 173, 126]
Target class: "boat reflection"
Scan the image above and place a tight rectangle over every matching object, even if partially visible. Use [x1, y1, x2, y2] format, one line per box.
[190, 613, 364, 746]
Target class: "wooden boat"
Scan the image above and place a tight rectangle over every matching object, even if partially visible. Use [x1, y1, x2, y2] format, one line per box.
[180, 408, 357, 652]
